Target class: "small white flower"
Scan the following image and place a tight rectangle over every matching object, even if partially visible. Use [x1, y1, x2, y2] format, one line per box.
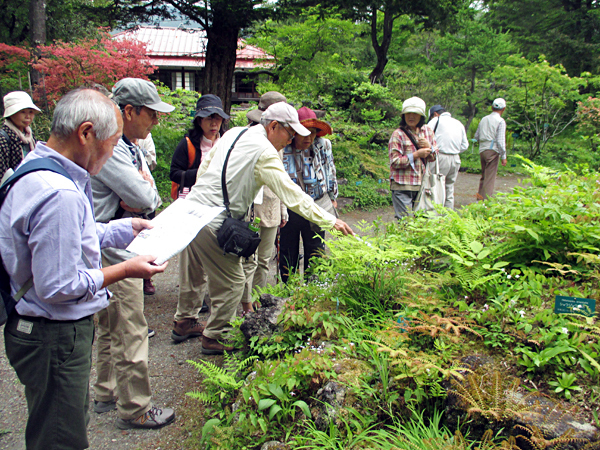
[515, 275, 520, 279]
[482, 304, 489, 312]
[507, 275, 512, 279]
[464, 296, 468, 299]
[519, 310, 525, 318]
[561, 327, 569, 335]
[510, 299, 516, 307]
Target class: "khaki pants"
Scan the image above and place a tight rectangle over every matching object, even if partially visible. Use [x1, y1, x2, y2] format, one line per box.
[478, 150, 500, 200]
[94, 256, 151, 420]
[242, 225, 278, 304]
[190, 225, 245, 340]
[175, 235, 208, 320]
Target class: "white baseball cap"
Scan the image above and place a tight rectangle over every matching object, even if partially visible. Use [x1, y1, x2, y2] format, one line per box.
[261, 102, 310, 136]
[493, 98, 506, 110]
[3, 91, 41, 118]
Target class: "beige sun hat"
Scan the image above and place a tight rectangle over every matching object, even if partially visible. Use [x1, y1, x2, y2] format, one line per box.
[3, 91, 41, 118]
[401, 97, 427, 118]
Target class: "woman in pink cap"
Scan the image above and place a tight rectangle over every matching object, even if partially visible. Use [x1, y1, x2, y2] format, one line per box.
[280, 106, 338, 283]
[0, 91, 41, 181]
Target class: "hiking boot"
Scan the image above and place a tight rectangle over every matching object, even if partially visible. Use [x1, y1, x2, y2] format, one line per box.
[171, 318, 205, 342]
[201, 336, 236, 355]
[143, 278, 156, 295]
[115, 405, 175, 430]
[148, 328, 156, 338]
[94, 399, 117, 414]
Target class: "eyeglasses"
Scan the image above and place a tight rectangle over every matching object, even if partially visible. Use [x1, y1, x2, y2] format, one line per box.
[278, 122, 296, 141]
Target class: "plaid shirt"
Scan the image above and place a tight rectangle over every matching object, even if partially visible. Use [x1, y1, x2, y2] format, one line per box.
[389, 125, 438, 186]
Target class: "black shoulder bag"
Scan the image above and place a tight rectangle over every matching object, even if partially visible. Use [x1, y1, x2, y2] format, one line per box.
[215, 128, 262, 258]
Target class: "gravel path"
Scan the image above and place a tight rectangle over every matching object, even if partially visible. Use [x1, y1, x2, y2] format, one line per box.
[0, 172, 524, 450]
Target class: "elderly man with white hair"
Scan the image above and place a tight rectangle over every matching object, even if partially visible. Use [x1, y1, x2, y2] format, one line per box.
[0, 88, 166, 450]
[185, 102, 354, 355]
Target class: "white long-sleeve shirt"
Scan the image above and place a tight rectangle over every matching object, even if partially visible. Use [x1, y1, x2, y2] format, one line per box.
[428, 112, 468, 155]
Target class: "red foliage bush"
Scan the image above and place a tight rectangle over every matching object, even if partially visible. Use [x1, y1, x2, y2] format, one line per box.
[32, 30, 156, 103]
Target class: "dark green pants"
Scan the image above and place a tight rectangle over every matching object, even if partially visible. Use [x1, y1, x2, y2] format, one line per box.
[4, 313, 94, 450]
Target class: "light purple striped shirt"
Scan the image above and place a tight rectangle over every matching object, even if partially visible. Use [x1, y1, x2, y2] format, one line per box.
[0, 143, 134, 320]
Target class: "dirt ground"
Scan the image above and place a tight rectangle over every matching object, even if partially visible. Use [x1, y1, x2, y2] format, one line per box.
[0, 172, 524, 450]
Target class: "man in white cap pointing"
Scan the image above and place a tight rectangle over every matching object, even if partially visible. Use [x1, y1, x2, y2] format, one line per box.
[475, 98, 507, 200]
[185, 102, 354, 355]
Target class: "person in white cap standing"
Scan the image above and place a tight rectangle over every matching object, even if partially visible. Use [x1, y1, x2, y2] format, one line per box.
[0, 91, 41, 181]
[184, 102, 354, 355]
[389, 96, 438, 219]
[91, 78, 176, 430]
[475, 98, 507, 200]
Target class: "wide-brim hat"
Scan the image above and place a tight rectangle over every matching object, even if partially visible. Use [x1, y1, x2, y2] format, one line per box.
[3, 91, 41, 118]
[247, 91, 287, 123]
[194, 94, 229, 120]
[297, 106, 332, 137]
[112, 78, 175, 113]
[262, 102, 310, 136]
[401, 97, 427, 118]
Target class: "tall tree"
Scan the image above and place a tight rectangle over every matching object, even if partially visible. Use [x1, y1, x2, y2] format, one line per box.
[485, 0, 600, 76]
[29, 0, 46, 86]
[112, 0, 267, 113]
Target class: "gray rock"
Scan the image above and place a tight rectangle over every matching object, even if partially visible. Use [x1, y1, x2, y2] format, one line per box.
[240, 294, 287, 340]
[314, 381, 347, 430]
[514, 393, 599, 449]
[337, 178, 348, 185]
[376, 188, 390, 196]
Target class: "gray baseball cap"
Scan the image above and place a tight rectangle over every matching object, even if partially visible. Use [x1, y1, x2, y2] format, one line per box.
[112, 78, 175, 113]
[247, 91, 287, 123]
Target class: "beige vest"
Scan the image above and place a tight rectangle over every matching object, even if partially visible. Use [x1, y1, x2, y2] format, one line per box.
[186, 126, 270, 229]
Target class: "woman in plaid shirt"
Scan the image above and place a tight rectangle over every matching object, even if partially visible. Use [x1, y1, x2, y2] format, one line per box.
[389, 97, 438, 219]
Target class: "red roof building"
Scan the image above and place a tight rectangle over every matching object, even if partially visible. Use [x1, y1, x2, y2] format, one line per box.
[114, 26, 273, 101]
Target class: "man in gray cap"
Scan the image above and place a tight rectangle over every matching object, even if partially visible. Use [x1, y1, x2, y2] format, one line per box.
[475, 98, 507, 200]
[246, 91, 287, 124]
[91, 78, 176, 429]
[427, 105, 468, 209]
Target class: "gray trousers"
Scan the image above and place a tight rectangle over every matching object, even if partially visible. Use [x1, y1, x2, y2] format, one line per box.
[391, 190, 419, 219]
[5, 314, 94, 450]
[478, 150, 500, 200]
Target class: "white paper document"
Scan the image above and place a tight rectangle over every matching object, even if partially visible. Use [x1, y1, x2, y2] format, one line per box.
[127, 199, 224, 265]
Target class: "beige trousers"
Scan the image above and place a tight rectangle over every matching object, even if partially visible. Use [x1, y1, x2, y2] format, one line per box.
[94, 257, 151, 420]
[242, 225, 278, 304]
[175, 234, 208, 321]
[190, 225, 245, 340]
[478, 150, 500, 200]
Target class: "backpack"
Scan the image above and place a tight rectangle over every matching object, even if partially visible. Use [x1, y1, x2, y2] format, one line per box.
[0, 158, 74, 325]
[170, 137, 196, 200]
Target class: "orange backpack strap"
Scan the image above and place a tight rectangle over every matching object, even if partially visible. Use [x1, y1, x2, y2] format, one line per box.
[185, 136, 196, 169]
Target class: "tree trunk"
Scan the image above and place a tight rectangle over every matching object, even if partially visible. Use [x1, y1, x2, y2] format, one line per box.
[368, 6, 395, 84]
[29, 0, 46, 88]
[202, 23, 239, 115]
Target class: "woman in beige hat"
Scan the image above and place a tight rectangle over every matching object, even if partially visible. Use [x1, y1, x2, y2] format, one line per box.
[389, 96, 438, 219]
[0, 91, 41, 181]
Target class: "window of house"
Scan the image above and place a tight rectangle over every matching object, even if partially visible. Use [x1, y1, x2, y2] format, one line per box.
[172, 72, 196, 91]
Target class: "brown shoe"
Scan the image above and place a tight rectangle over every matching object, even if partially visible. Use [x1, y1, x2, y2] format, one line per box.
[143, 278, 156, 295]
[171, 318, 205, 342]
[201, 336, 236, 355]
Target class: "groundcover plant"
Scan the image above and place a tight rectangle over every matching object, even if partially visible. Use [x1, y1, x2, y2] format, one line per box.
[184, 157, 600, 450]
